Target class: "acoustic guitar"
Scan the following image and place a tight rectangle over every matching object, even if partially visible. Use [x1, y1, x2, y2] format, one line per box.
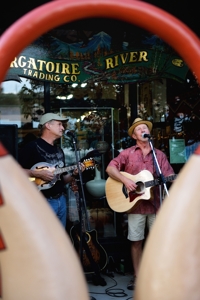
[105, 170, 176, 213]
[70, 222, 108, 274]
[29, 158, 94, 190]
[69, 182, 108, 275]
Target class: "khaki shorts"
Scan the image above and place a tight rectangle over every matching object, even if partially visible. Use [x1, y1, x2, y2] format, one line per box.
[127, 213, 156, 241]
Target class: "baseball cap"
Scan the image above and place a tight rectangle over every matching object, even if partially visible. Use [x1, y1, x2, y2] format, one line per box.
[39, 113, 68, 125]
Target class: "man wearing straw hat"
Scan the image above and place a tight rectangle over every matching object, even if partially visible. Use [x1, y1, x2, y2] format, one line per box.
[106, 117, 174, 290]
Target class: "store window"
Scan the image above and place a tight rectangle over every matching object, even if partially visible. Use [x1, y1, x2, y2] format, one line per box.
[0, 77, 127, 237]
[0, 78, 44, 150]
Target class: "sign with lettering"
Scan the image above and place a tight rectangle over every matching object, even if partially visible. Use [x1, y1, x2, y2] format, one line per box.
[6, 31, 189, 84]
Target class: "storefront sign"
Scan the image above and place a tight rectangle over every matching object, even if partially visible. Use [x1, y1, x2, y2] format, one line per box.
[6, 31, 189, 84]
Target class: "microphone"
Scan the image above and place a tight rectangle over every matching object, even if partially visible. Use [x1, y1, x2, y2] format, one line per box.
[142, 133, 151, 139]
[64, 130, 75, 137]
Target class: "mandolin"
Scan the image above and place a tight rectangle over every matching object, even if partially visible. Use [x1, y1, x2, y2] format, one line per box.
[30, 158, 94, 190]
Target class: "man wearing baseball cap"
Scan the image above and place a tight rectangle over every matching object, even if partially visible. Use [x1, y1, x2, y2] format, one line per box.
[39, 112, 68, 126]
[106, 117, 175, 290]
[18, 113, 85, 228]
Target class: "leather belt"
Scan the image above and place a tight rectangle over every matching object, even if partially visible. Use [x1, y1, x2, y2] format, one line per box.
[49, 192, 65, 199]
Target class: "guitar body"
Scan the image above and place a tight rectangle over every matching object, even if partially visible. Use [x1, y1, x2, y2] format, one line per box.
[31, 162, 60, 190]
[70, 225, 108, 274]
[105, 170, 154, 213]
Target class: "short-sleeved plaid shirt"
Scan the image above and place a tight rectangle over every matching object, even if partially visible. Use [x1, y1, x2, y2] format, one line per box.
[108, 145, 175, 214]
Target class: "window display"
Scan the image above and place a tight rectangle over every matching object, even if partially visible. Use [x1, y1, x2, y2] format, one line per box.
[60, 107, 117, 237]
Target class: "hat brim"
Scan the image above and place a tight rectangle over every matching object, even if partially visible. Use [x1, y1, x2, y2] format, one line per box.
[128, 120, 152, 137]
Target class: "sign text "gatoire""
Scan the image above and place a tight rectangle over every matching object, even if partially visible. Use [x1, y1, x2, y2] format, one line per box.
[10, 56, 80, 82]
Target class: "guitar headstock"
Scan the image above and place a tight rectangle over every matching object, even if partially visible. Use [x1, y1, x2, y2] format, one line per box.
[83, 158, 95, 170]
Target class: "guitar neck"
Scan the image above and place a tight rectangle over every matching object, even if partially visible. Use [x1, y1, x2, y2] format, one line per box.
[54, 164, 77, 175]
[145, 174, 177, 188]
[71, 187, 91, 232]
[166, 174, 177, 182]
[145, 178, 158, 188]
[53, 158, 94, 176]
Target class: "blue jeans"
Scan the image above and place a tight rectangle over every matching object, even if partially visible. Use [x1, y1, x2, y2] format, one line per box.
[46, 194, 67, 227]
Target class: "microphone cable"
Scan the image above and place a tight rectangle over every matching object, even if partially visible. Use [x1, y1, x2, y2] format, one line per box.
[89, 274, 130, 298]
[105, 275, 128, 298]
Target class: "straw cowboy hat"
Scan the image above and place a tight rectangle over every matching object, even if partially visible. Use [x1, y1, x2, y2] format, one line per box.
[128, 117, 153, 137]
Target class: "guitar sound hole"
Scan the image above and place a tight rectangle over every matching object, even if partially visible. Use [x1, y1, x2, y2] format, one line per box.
[84, 232, 91, 243]
[36, 166, 49, 170]
[135, 181, 145, 194]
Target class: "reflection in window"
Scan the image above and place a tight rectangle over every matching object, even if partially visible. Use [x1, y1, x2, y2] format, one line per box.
[0, 78, 44, 128]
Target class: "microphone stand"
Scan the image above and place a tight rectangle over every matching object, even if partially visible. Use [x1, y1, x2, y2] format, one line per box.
[148, 137, 169, 206]
[70, 134, 85, 264]
[70, 134, 98, 299]
[71, 133, 89, 262]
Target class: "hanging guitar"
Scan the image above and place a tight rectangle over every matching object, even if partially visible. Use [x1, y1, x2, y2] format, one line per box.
[29, 158, 95, 190]
[106, 170, 177, 213]
[69, 181, 108, 275]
